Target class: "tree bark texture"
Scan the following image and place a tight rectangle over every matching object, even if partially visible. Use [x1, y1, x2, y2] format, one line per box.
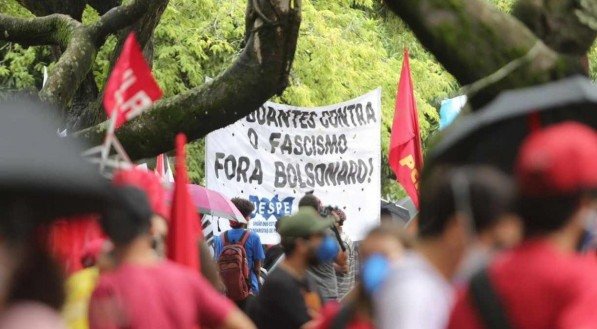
[383, 0, 592, 109]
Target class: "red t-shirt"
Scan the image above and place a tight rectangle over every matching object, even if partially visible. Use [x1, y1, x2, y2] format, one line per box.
[89, 260, 234, 329]
[448, 240, 597, 329]
[316, 302, 374, 329]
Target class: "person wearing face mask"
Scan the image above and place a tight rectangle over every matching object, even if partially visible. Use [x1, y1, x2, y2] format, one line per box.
[374, 165, 519, 329]
[448, 122, 597, 329]
[313, 223, 411, 329]
[250, 207, 338, 329]
[299, 194, 347, 302]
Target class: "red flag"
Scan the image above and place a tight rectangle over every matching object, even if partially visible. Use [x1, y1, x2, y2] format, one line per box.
[103, 33, 162, 129]
[166, 134, 202, 270]
[155, 154, 165, 178]
[389, 49, 424, 209]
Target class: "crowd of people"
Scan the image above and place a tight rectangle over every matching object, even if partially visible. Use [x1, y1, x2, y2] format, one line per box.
[0, 97, 596, 329]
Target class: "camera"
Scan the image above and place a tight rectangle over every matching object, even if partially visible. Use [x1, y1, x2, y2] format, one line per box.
[320, 205, 339, 218]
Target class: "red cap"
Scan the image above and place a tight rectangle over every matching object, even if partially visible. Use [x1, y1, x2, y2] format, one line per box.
[516, 122, 597, 197]
[113, 168, 169, 219]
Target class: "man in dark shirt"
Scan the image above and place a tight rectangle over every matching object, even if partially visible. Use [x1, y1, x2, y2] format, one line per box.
[251, 208, 333, 329]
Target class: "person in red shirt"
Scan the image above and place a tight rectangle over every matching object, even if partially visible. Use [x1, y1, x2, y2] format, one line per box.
[448, 122, 597, 329]
[89, 185, 255, 329]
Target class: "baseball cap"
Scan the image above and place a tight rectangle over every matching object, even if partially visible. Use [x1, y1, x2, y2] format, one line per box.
[516, 122, 597, 197]
[113, 168, 169, 219]
[278, 207, 333, 238]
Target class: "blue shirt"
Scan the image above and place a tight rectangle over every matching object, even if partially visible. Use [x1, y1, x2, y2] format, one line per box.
[214, 228, 265, 293]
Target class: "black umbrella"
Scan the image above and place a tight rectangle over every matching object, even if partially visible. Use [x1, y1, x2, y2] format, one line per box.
[428, 76, 597, 174]
[381, 200, 410, 223]
[0, 95, 116, 226]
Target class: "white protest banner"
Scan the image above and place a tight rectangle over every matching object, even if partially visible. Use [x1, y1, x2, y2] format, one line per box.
[206, 89, 381, 244]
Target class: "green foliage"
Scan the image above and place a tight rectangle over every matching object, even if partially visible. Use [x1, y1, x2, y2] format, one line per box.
[487, 0, 513, 12]
[0, 1, 47, 92]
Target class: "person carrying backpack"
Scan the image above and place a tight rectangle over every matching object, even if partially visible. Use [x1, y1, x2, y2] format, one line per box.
[214, 198, 265, 310]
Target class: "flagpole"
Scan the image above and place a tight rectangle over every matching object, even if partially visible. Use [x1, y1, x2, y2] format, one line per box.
[100, 110, 119, 173]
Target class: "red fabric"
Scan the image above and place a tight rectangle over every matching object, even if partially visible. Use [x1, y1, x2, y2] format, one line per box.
[316, 302, 374, 329]
[47, 216, 104, 274]
[103, 33, 162, 129]
[516, 122, 597, 197]
[89, 261, 234, 329]
[388, 49, 424, 209]
[167, 134, 202, 270]
[113, 168, 169, 220]
[448, 240, 597, 329]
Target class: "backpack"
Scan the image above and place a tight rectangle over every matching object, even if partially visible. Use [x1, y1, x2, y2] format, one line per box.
[218, 231, 251, 301]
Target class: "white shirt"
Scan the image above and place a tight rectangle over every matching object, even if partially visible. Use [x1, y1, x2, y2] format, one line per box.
[374, 252, 454, 329]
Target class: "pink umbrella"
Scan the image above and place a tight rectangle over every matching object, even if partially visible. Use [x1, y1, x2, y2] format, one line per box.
[167, 184, 246, 223]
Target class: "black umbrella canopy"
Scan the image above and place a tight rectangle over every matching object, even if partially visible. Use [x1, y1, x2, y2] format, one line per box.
[0, 95, 116, 225]
[428, 76, 597, 174]
[380, 200, 410, 223]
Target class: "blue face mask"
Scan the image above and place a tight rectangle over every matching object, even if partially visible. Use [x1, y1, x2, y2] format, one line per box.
[316, 235, 339, 262]
[361, 253, 390, 295]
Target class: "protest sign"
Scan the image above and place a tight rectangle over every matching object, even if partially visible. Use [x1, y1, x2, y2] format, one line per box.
[206, 89, 381, 244]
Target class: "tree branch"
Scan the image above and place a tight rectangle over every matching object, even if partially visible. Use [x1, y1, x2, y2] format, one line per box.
[0, 13, 78, 47]
[512, 0, 596, 56]
[39, 27, 96, 115]
[88, 0, 153, 46]
[383, 0, 585, 109]
[76, 0, 302, 160]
